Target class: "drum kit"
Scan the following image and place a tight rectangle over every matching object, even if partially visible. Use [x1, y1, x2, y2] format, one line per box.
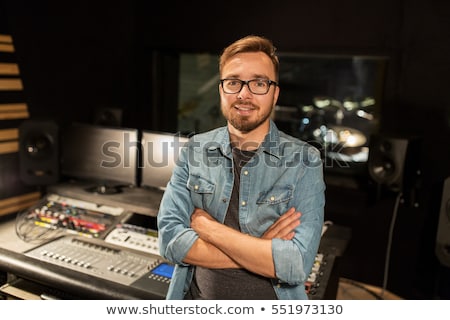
[274, 96, 377, 163]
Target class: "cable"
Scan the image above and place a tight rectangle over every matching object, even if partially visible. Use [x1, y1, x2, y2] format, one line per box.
[14, 205, 64, 244]
[380, 191, 403, 298]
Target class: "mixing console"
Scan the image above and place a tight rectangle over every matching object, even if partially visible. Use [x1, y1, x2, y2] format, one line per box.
[13, 190, 337, 299]
[24, 235, 172, 299]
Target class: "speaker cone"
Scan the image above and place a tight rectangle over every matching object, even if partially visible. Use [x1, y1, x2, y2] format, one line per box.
[370, 157, 396, 184]
[24, 133, 55, 159]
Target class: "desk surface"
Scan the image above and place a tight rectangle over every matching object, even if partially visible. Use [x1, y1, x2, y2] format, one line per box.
[0, 215, 37, 253]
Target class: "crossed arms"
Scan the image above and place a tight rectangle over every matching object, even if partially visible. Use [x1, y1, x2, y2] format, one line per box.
[183, 207, 301, 278]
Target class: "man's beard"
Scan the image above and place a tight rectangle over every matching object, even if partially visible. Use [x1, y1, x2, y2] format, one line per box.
[223, 102, 272, 133]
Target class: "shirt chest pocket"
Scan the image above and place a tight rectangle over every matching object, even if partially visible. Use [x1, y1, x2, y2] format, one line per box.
[187, 175, 215, 208]
[256, 185, 294, 211]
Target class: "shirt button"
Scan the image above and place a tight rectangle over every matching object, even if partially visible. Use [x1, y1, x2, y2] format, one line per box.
[243, 170, 248, 175]
[241, 201, 246, 206]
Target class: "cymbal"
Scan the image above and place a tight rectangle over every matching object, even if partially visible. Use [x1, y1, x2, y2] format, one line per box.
[329, 125, 367, 147]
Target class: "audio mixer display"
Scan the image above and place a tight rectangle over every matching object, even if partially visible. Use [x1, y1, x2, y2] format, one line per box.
[104, 223, 160, 255]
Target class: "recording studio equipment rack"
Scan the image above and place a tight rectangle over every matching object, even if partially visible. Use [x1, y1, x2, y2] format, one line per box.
[16, 193, 127, 241]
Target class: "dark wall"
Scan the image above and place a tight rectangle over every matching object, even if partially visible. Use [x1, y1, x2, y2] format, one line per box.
[3, 1, 137, 127]
[3, 0, 450, 299]
[137, 1, 401, 52]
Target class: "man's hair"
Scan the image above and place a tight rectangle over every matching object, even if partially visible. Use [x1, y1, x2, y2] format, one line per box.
[219, 35, 279, 81]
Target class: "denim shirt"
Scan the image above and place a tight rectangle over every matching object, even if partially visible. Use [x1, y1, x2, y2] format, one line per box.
[157, 120, 325, 300]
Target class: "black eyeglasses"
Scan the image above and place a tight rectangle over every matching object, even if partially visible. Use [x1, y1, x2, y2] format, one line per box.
[220, 78, 278, 95]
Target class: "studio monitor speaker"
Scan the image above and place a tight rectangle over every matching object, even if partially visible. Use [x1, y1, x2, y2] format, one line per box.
[368, 135, 420, 192]
[436, 177, 450, 268]
[19, 119, 59, 185]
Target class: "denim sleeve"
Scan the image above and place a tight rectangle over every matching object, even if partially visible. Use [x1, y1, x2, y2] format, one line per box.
[157, 147, 198, 266]
[160, 226, 198, 266]
[272, 153, 325, 285]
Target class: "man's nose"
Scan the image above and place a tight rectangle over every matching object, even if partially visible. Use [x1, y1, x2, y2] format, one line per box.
[237, 83, 253, 99]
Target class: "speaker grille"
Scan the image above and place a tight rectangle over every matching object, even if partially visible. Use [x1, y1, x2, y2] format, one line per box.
[368, 136, 407, 191]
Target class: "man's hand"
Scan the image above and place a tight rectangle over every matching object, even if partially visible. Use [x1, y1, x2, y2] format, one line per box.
[186, 208, 241, 269]
[261, 207, 301, 240]
[190, 208, 221, 243]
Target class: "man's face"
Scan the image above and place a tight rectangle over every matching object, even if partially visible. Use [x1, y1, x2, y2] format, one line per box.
[219, 52, 279, 133]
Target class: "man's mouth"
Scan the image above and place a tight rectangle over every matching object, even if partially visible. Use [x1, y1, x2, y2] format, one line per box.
[233, 104, 256, 114]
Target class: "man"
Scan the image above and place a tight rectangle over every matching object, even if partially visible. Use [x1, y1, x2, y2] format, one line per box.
[157, 35, 325, 299]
